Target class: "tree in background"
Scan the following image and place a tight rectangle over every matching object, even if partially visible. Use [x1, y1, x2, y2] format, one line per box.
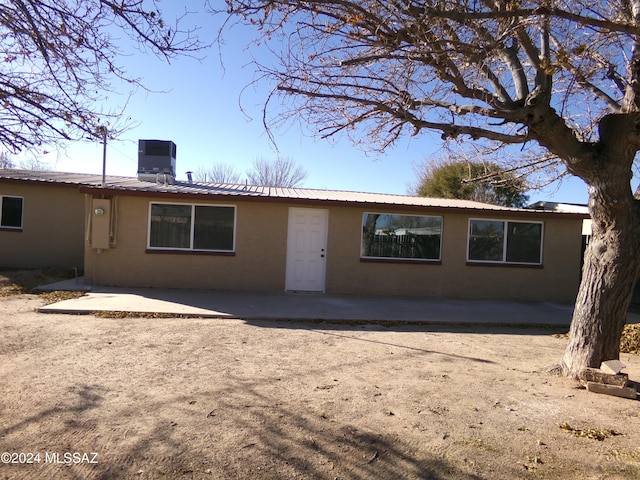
[414, 160, 529, 208]
[246, 157, 307, 187]
[0, 152, 14, 169]
[0, 151, 47, 170]
[194, 163, 241, 183]
[219, 1, 640, 378]
[194, 157, 308, 187]
[0, 1, 200, 153]
[17, 156, 47, 171]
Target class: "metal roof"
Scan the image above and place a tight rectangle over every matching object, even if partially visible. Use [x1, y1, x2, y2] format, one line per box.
[527, 200, 589, 213]
[0, 169, 585, 216]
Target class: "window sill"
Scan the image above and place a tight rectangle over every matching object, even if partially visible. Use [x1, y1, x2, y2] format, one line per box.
[466, 261, 543, 269]
[360, 257, 441, 265]
[0, 227, 22, 232]
[146, 249, 235, 256]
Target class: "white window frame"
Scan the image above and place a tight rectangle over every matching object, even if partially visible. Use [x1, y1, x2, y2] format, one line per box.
[466, 218, 544, 265]
[0, 195, 24, 230]
[147, 202, 236, 252]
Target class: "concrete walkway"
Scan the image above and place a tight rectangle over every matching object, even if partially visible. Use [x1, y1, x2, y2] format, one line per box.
[33, 277, 627, 328]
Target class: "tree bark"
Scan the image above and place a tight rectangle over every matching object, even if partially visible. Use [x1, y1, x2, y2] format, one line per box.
[525, 111, 640, 379]
[562, 228, 640, 378]
[561, 170, 640, 379]
[561, 2, 640, 379]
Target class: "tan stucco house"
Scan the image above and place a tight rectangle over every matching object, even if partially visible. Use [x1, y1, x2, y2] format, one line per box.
[0, 171, 86, 269]
[0, 164, 587, 302]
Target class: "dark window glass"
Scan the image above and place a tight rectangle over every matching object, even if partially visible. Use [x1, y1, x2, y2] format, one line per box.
[149, 203, 235, 251]
[468, 220, 504, 261]
[1, 196, 23, 228]
[194, 206, 235, 250]
[468, 219, 543, 264]
[149, 204, 191, 248]
[361, 213, 442, 260]
[506, 222, 542, 264]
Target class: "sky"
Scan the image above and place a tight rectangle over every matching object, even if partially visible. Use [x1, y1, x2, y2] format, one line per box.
[16, 5, 595, 205]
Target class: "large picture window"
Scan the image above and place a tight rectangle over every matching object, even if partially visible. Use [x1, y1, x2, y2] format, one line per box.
[361, 213, 442, 261]
[0, 196, 23, 229]
[468, 219, 543, 265]
[148, 203, 235, 252]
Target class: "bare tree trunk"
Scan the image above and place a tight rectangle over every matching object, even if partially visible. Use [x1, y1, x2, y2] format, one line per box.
[562, 236, 639, 377]
[562, 0, 640, 377]
[562, 179, 640, 379]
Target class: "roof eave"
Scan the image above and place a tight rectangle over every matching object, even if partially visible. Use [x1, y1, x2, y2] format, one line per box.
[77, 185, 589, 219]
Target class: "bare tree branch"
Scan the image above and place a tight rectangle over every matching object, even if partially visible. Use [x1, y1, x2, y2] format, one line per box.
[0, 0, 203, 152]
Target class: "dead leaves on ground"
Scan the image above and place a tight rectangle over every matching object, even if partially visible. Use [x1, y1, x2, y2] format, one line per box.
[0, 268, 76, 295]
[620, 324, 640, 355]
[0, 283, 25, 296]
[93, 311, 199, 319]
[559, 422, 622, 441]
[39, 290, 86, 304]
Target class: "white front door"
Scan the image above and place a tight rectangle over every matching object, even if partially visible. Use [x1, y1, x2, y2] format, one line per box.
[285, 208, 328, 292]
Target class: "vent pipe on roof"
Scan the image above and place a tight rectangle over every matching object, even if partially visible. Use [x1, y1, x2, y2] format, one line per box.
[186, 171, 193, 184]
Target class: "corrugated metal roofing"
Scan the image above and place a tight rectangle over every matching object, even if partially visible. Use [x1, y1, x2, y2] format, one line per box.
[0, 169, 582, 215]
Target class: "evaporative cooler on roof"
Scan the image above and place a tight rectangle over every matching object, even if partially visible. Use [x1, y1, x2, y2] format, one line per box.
[137, 140, 177, 183]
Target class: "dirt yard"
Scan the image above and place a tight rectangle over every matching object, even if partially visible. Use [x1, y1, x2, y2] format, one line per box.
[1, 290, 640, 479]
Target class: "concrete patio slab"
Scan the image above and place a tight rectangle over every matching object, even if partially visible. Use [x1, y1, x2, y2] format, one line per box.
[33, 277, 615, 327]
[37, 277, 640, 327]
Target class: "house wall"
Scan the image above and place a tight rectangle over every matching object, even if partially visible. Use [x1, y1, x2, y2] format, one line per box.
[326, 206, 583, 302]
[0, 183, 85, 270]
[86, 194, 584, 302]
[85, 195, 289, 291]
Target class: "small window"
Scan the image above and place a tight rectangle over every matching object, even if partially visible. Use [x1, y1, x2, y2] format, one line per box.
[0, 196, 23, 229]
[468, 219, 542, 265]
[361, 213, 442, 261]
[148, 203, 235, 252]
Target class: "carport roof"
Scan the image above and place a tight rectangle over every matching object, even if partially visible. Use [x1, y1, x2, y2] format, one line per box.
[0, 169, 586, 217]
